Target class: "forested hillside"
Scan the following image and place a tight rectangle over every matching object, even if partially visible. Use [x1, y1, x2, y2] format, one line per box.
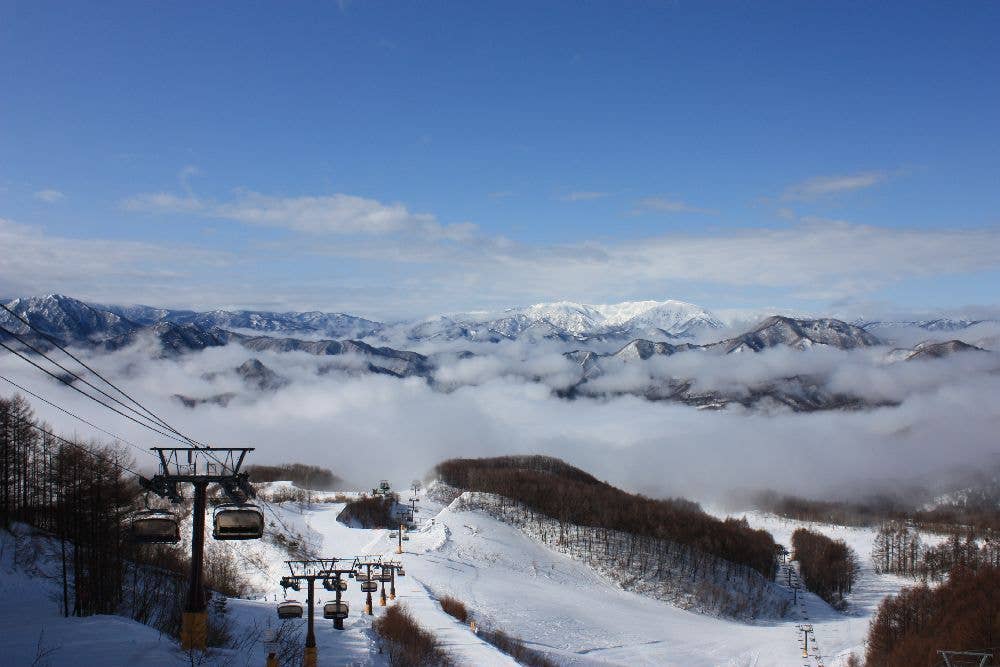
[436, 455, 779, 578]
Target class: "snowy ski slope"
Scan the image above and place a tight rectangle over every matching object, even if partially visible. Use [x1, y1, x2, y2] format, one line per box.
[0, 485, 930, 666]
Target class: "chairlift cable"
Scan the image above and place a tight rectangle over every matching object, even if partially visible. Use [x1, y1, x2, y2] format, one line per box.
[0, 320, 203, 446]
[16, 414, 147, 480]
[1, 304, 207, 447]
[0, 373, 156, 460]
[0, 339, 194, 444]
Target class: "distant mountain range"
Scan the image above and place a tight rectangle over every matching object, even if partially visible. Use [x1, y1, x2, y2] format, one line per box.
[0, 294, 727, 345]
[4, 293, 995, 348]
[1, 294, 995, 412]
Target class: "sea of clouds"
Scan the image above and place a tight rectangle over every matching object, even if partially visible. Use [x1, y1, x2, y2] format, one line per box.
[2, 324, 999, 506]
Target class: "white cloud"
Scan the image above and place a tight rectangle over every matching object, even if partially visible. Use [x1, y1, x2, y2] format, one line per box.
[33, 189, 64, 203]
[214, 192, 432, 234]
[559, 191, 609, 202]
[781, 171, 888, 201]
[0, 217, 232, 305]
[255, 218, 1000, 316]
[121, 189, 476, 239]
[120, 192, 205, 212]
[631, 196, 717, 215]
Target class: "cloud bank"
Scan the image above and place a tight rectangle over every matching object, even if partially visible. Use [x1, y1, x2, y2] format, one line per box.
[3, 333, 998, 508]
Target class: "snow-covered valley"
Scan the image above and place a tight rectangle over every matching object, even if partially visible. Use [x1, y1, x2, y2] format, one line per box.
[0, 481, 935, 666]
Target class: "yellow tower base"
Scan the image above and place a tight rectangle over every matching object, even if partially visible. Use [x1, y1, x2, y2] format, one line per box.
[303, 646, 317, 667]
[396, 546, 403, 554]
[180, 610, 208, 650]
[379, 595, 387, 607]
[389, 593, 396, 601]
[365, 602, 373, 615]
[266, 652, 278, 667]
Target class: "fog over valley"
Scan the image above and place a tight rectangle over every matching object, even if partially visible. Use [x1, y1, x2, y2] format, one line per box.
[3, 294, 998, 504]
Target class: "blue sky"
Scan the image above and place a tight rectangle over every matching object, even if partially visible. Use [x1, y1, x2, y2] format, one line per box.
[2, 1, 999, 319]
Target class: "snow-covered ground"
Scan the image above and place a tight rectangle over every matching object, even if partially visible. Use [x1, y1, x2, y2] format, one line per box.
[0, 484, 934, 666]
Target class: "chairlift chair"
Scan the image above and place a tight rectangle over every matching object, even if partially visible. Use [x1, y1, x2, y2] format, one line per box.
[321, 577, 349, 592]
[360, 581, 378, 593]
[212, 503, 265, 540]
[379, 570, 393, 582]
[130, 509, 181, 544]
[396, 567, 405, 577]
[389, 531, 398, 538]
[277, 599, 304, 619]
[323, 601, 349, 620]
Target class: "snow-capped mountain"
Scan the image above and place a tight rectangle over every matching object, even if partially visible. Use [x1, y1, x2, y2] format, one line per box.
[1, 294, 136, 342]
[515, 299, 723, 337]
[100, 302, 383, 340]
[3, 294, 723, 346]
[903, 339, 989, 361]
[103, 321, 228, 357]
[859, 318, 986, 333]
[378, 299, 724, 344]
[707, 316, 881, 354]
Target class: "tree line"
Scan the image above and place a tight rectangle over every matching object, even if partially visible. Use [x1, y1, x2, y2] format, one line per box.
[790, 528, 859, 607]
[865, 565, 1000, 666]
[245, 462, 342, 490]
[753, 490, 1000, 533]
[872, 521, 1000, 581]
[435, 455, 779, 579]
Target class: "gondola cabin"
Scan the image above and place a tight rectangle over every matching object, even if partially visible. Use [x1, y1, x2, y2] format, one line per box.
[323, 601, 349, 620]
[277, 600, 304, 619]
[130, 510, 181, 544]
[212, 503, 264, 540]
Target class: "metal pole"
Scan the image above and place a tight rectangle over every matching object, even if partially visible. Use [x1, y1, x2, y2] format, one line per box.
[389, 566, 396, 601]
[365, 564, 374, 615]
[304, 576, 317, 667]
[379, 569, 387, 607]
[397, 523, 403, 554]
[334, 574, 344, 630]
[182, 480, 208, 650]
